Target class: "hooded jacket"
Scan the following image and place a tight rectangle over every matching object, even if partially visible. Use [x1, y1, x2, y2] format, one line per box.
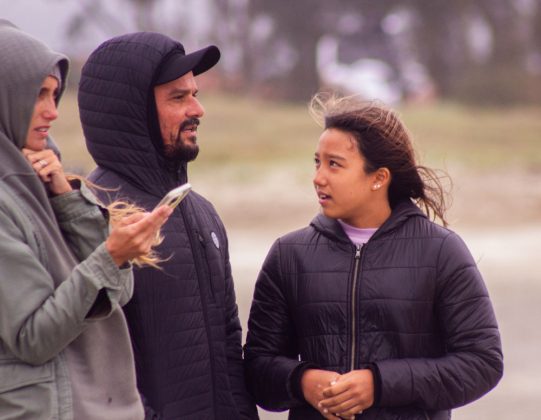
[244, 200, 503, 419]
[79, 32, 258, 420]
[0, 20, 143, 419]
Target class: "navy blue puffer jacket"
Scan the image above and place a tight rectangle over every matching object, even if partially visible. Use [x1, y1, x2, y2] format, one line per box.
[244, 201, 503, 419]
[78, 32, 258, 420]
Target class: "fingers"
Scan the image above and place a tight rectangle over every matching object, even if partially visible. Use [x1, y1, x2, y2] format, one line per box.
[322, 413, 342, 420]
[22, 148, 60, 169]
[22, 148, 73, 194]
[117, 212, 147, 227]
[319, 392, 354, 415]
[322, 378, 348, 398]
[319, 369, 374, 418]
[123, 206, 173, 249]
[320, 395, 362, 418]
[133, 205, 172, 233]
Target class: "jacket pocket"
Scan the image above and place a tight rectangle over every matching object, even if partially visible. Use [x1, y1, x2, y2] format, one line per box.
[0, 358, 57, 419]
[0, 358, 54, 393]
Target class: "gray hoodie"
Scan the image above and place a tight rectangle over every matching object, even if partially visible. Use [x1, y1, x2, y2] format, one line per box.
[0, 20, 143, 419]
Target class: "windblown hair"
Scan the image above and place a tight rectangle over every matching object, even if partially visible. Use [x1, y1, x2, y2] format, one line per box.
[67, 175, 165, 268]
[310, 93, 451, 226]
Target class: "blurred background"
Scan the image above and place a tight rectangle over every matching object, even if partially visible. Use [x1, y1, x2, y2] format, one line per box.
[3, 0, 540, 418]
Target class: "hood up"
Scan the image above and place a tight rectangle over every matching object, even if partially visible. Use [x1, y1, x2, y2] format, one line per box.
[0, 19, 68, 152]
[0, 20, 77, 286]
[79, 32, 194, 196]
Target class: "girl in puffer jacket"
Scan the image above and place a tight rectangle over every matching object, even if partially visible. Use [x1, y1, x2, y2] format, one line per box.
[244, 94, 503, 420]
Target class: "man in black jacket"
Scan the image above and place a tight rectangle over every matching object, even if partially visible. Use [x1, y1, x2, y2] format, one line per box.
[78, 32, 258, 420]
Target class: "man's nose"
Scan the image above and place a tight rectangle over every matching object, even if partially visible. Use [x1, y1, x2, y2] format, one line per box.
[187, 97, 205, 118]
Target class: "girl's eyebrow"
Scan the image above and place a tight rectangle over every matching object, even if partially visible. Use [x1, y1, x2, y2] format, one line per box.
[324, 153, 347, 161]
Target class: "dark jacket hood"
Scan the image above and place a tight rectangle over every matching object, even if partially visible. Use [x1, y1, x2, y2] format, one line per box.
[79, 31, 187, 196]
[311, 199, 427, 244]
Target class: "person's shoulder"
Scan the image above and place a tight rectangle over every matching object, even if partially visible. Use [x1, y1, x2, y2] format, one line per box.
[402, 213, 454, 241]
[275, 224, 316, 246]
[186, 189, 219, 214]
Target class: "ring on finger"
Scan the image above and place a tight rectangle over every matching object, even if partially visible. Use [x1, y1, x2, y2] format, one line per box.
[38, 159, 47, 168]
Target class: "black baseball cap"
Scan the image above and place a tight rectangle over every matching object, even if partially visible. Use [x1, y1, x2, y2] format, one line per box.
[153, 44, 220, 86]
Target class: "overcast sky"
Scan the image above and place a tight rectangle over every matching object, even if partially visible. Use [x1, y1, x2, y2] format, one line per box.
[2, 0, 82, 52]
[1, 0, 211, 58]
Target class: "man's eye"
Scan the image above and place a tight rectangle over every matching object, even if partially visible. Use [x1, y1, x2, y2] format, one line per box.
[330, 160, 340, 167]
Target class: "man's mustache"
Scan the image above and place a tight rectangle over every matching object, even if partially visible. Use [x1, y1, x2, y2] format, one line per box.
[174, 118, 201, 143]
[179, 118, 200, 132]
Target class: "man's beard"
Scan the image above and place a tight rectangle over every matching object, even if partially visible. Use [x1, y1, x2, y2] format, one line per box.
[163, 118, 200, 162]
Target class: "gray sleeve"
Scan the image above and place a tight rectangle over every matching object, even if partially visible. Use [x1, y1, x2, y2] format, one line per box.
[49, 183, 109, 261]
[50, 184, 134, 306]
[0, 209, 132, 366]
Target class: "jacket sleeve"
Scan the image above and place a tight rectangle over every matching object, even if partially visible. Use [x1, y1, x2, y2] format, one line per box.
[49, 182, 109, 262]
[50, 184, 133, 307]
[244, 239, 308, 411]
[222, 232, 259, 419]
[375, 232, 503, 410]
[0, 207, 132, 366]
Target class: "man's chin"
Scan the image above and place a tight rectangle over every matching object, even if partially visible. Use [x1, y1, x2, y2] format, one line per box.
[164, 143, 199, 162]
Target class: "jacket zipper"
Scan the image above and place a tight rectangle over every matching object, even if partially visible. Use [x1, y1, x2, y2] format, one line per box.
[180, 205, 218, 417]
[350, 244, 363, 371]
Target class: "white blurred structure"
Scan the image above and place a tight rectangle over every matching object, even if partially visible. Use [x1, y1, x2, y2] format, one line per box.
[317, 35, 402, 104]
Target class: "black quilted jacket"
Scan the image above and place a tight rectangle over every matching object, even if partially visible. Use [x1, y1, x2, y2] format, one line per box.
[244, 201, 503, 419]
[78, 32, 258, 420]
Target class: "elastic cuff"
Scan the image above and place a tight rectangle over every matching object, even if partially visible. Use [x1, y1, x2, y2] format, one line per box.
[289, 362, 319, 402]
[368, 363, 382, 407]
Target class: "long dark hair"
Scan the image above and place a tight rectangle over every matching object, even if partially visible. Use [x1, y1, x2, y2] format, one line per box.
[310, 93, 451, 226]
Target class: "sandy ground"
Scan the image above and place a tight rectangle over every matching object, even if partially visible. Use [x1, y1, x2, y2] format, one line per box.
[194, 165, 541, 419]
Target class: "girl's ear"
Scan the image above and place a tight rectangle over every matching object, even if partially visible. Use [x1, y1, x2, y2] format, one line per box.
[371, 167, 391, 191]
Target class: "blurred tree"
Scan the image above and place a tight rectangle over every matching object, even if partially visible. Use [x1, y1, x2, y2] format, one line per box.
[65, 0, 161, 42]
[408, 0, 471, 97]
[65, 1, 128, 39]
[210, 0, 256, 89]
[244, 0, 541, 104]
[64, 0, 541, 104]
[247, 0, 328, 101]
[243, 0, 400, 101]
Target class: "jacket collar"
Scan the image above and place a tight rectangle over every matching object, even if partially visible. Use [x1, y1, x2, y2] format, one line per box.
[311, 200, 426, 244]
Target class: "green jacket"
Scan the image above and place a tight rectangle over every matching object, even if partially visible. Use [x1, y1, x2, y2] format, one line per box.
[0, 20, 143, 419]
[0, 183, 141, 419]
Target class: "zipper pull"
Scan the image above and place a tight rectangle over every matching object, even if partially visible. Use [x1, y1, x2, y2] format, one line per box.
[355, 244, 362, 259]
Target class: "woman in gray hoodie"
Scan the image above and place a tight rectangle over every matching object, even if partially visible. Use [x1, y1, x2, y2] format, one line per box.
[0, 20, 172, 419]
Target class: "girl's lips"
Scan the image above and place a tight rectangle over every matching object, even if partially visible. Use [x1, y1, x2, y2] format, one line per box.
[317, 192, 331, 205]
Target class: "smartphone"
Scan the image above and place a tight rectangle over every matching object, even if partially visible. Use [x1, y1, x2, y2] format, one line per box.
[154, 183, 192, 211]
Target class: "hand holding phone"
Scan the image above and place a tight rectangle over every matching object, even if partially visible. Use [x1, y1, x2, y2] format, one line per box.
[154, 183, 192, 211]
